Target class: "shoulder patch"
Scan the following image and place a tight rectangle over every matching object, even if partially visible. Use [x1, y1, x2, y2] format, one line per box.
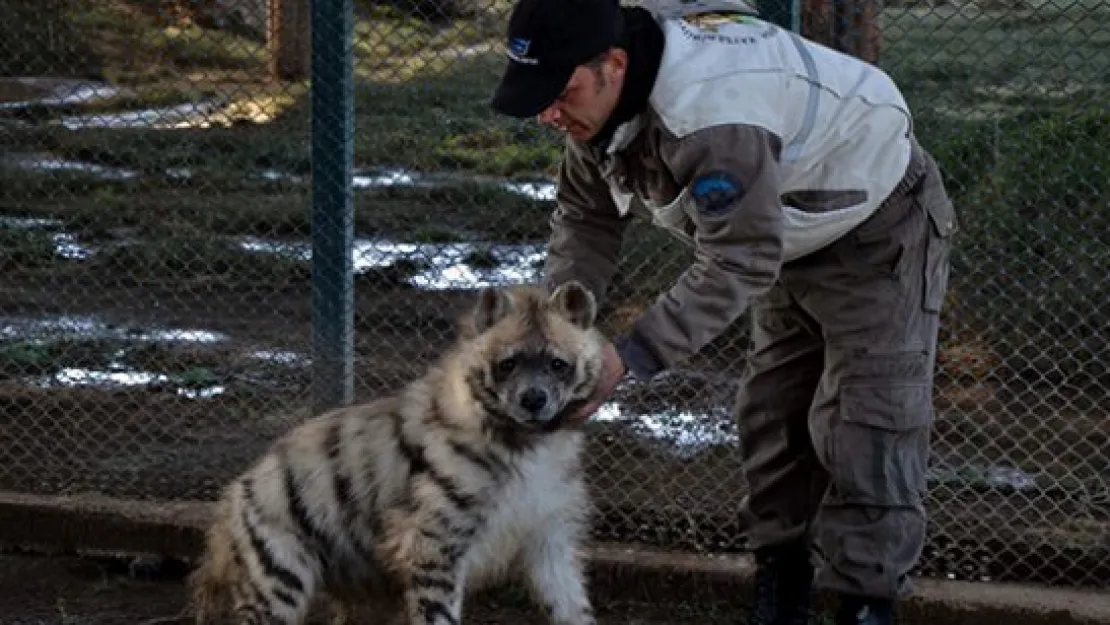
[691, 171, 744, 216]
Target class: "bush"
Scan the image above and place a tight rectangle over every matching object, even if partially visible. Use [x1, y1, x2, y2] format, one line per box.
[917, 107, 1110, 383]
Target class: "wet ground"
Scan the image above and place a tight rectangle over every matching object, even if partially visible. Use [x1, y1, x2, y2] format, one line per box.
[0, 551, 747, 624]
[1, 76, 1108, 594]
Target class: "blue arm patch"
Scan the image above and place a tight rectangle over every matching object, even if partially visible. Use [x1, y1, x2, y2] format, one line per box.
[691, 171, 744, 217]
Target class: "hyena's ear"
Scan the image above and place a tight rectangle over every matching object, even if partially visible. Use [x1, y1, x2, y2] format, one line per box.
[550, 280, 597, 329]
[470, 286, 514, 334]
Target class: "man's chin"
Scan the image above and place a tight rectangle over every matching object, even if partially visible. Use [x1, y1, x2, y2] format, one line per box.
[567, 125, 597, 142]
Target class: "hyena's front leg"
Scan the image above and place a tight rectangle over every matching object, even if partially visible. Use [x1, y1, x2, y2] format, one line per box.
[380, 496, 474, 625]
[390, 527, 468, 625]
[520, 523, 596, 625]
[403, 559, 466, 625]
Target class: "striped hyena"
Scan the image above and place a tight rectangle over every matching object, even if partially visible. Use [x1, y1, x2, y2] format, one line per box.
[188, 281, 605, 625]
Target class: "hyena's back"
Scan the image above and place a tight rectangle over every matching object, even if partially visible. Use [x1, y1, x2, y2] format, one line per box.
[189, 397, 405, 624]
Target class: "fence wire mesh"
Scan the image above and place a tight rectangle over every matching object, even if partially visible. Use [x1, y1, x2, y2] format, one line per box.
[1, 0, 1108, 596]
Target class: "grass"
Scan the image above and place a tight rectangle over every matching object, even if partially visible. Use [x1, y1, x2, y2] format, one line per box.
[882, 3, 1110, 106]
[0, 167, 554, 241]
[0, 0, 562, 253]
[0, 228, 60, 271]
[2, 0, 1109, 363]
[0, 0, 560, 177]
[0, 335, 225, 382]
[0, 53, 560, 178]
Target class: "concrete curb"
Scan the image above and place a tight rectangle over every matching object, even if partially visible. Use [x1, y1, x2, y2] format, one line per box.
[1, 490, 1107, 624]
[586, 543, 1110, 625]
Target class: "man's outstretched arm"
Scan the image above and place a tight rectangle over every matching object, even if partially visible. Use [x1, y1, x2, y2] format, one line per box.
[616, 122, 786, 380]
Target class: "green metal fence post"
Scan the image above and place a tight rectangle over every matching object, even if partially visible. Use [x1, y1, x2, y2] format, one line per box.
[310, 0, 355, 413]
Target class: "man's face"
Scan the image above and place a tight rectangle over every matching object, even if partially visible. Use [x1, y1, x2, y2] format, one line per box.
[537, 49, 627, 143]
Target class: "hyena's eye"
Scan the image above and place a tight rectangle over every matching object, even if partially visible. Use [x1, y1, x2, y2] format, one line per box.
[495, 356, 517, 376]
[549, 356, 570, 373]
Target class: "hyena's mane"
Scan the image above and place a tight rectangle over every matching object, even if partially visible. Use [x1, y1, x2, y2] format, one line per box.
[423, 282, 603, 452]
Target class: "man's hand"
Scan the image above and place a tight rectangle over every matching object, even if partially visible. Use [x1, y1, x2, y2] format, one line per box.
[567, 339, 626, 423]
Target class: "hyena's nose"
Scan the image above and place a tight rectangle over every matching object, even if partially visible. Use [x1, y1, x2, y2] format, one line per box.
[519, 388, 548, 413]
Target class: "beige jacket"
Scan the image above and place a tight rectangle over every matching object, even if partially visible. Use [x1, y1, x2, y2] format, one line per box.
[544, 9, 915, 379]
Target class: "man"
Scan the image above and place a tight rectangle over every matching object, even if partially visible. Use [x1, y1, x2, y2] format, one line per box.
[488, 0, 957, 623]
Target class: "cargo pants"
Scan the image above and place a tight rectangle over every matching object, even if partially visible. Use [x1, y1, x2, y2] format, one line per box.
[735, 136, 957, 600]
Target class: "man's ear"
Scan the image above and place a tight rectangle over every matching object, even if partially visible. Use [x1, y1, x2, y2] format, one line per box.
[606, 46, 629, 77]
[610, 46, 629, 70]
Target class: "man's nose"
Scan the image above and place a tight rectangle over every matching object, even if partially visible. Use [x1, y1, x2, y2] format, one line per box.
[537, 105, 560, 126]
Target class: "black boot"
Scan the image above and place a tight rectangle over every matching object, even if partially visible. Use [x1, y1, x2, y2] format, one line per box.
[835, 594, 896, 625]
[745, 542, 814, 625]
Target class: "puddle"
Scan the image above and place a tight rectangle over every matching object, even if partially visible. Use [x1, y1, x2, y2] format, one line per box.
[0, 315, 227, 344]
[26, 366, 227, 399]
[256, 166, 557, 203]
[409, 244, 545, 290]
[4, 153, 139, 181]
[0, 316, 293, 400]
[58, 98, 229, 130]
[502, 180, 557, 202]
[52, 368, 166, 386]
[928, 460, 1043, 493]
[352, 169, 420, 189]
[239, 236, 546, 290]
[49, 233, 96, 260]
[249, 349, 307, 366]
[2, 213, 546, 291]
[166, 167, 194, 180]
[593, 402, 737, 456]
[1, 215, 100, 260]
[0, 215, 64, 229]
[0, 75, 230, 130]
[361, 167, 556, 203]
[0, 77, 122, 111]
[450, 43, 496, 59]
[4, 152, 558, 204]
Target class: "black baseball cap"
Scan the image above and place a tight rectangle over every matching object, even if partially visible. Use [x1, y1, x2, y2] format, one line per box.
[490, 0, 625, 118]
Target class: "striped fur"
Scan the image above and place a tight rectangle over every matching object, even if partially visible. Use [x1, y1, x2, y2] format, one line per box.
[189, 281, 605, 625]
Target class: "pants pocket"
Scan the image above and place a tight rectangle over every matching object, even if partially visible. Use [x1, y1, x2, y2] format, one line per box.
[918, 168, 957, 314]
[828, 382, 933, 508]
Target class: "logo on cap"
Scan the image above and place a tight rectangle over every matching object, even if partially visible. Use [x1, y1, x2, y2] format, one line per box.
[507, 37, 538, 65]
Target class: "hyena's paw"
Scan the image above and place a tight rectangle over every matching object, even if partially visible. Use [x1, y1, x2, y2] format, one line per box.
[403, 581, 463, 625]
[547, 604, 597, 625]
[326, 596, 404, 625]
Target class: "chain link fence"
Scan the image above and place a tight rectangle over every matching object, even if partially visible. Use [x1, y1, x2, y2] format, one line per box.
[1, 0, 1107, 597]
